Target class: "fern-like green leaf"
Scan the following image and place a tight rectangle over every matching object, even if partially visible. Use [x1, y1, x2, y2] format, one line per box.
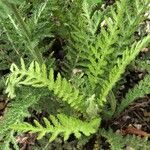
[115, 74, 150, 116]
[98, 35, 150, 106]
[101, 129, 150, 150]
[0, 87, 43, 136]
[0, 131, 19, 150]
[5, 59, 85, 112]
[82, 0, 102, 36]
[11, 114, 101, 142]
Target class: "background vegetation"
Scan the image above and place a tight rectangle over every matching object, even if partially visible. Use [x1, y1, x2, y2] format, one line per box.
[0, 0, 150, 149]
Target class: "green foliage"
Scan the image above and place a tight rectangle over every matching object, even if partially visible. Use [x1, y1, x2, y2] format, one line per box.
[63, 0, 149, 89]
[86, 0, 102, 5]
[11, 114, 100, 142]
[0, 87, 45, 137]
[0, 131, 19, 150]
[0, 0, 150, 149]
[115, 74, 150, 116]
[5, 59, 86, 112]
[62, 0, 104, 77]
[135, 51, 150, 73]
[136, 60, 150, 73]
[101, 129, 150, 150]
[0, 0, 54, 64]
[98, 36, 150, 106]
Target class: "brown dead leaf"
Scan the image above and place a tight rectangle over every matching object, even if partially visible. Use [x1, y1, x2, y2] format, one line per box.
[121, 126, 150, 137]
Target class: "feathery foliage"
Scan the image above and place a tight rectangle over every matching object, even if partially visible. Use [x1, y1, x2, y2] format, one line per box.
[101, 129, 150, 150]
[0, 87, 44, 136]
[5, 59, 86, 112]
[115, 74, 150, 116]
[1, 0, 150, 148]
[11, 114, 100, 142]
[0, 0, 54, 64]
[0, 131, 19, 150]
[98, 36, 150, 106]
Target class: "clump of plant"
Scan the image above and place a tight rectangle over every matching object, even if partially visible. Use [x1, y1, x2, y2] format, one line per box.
[0, 0, 150, 149]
